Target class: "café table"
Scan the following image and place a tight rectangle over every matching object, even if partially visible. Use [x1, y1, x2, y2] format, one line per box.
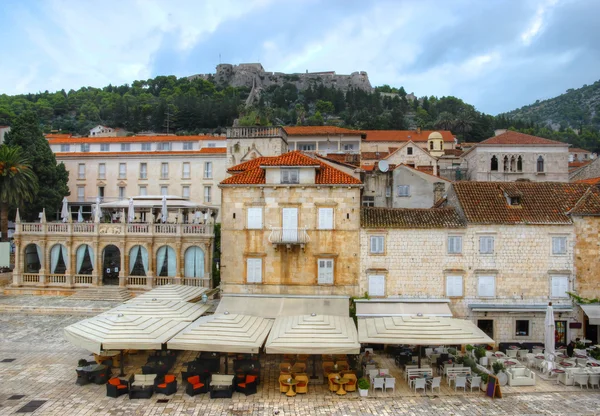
[282, 379, 299, 397]
[334, 377, 350, 395]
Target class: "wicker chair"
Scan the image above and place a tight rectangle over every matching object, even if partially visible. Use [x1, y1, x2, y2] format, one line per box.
[235, 374, 258, 396]
[154, 374, 177, 395]
[185, 374, 209, 396]
[344, 374, 357, 392]
[295, 374, 309, 394]
[328, 374, 340, 392]
[279, 375, 291, 393]
[106, 377, 129, 398]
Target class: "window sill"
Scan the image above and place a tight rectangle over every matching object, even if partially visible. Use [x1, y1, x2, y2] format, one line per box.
[139, 177, 147, 180]
[369, 252, 386, 256]
[182, 177, 191, 180]
[77, 177, 86, 181]
[447, 253, 463, 256]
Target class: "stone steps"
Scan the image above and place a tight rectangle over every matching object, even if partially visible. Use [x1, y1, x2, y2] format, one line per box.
[69, 287, 132, 302]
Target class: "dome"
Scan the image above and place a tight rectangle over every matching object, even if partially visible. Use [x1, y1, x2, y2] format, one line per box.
[428, 131, 443, 140]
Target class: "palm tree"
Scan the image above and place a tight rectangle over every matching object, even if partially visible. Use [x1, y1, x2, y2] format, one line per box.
[454, 110, 475, 141]
[0, 145, 38, 242]
[435, 111, 455, 130]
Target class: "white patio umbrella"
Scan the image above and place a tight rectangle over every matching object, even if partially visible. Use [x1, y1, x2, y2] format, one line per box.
[545, 302, 555, 358]
[161, 195, 168, 223]
[127, 197, 135, 223]
[77, 206, 84, 223]
[60, 197, 69, 222]
[94, 197, 102, 222]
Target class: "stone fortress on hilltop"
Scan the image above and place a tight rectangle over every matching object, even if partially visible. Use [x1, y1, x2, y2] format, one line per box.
[189, 63, 373, 94]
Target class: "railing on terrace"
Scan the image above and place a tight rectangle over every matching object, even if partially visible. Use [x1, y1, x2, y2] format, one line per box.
[73, 223, 96, 233]
[126, 276, 148, 286]
[227, 126, 287, 140]
[47, 274, 67, 284]
[155, 277, 175, 286]
[22, 273, 40, 284]
[268, 227, 310, 245]
[16, 222, 213, 237]
[73, 275, 93, 285]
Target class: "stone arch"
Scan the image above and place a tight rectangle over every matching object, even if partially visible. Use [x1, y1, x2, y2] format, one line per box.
[517, 155, 523, 172]
[156, 245, 176, 277]
[537, 155, 544, 172]
[23, 243, 42, 273]
[490, 155, 498, 171]
[75, 243, 94, 275]
[128, 245, 148, 277]
[184, 246, 206, 278]
[49, 243, 68, 274]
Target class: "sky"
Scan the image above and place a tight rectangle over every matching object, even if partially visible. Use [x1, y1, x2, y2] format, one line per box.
[0, 0, 599, 115]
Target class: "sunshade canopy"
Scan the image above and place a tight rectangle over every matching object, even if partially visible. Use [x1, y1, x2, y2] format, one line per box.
[167, 314, 273, 354]
[581, 304, 600, 325]
[64, 314, 190, 354]
[104, 299, 209, 321]
[265, 314, 360, 355]
[100, 195, 208, 210]
[355, 300, 452, 317]
[358, 316, 494, 346]
[128, 285, 208, 303]
[215, 295, 349, 318]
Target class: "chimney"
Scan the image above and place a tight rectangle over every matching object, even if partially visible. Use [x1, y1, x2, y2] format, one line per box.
[417, 127, 421, 134]
[433, 183, 445, 205]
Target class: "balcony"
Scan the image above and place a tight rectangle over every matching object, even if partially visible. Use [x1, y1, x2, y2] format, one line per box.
[16, 222, 212, 237]
[268, 227, 310, 250]
[227, 126, 287, 140]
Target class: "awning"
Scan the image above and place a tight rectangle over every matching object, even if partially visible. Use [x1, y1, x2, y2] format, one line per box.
[215, 295, 349, 319]
[358, 316, 494, 346]
[100, 195, 208, 210]
[265, 314, 360, 355]
[63, 314, 189, 354]
[128, 285, 208, 303]
[470, 303, 573, 312]
[355, 300, 452, 317]
[167, 314, 273, 354]
[104, 299, 209, 321]
[581, 304, 600, 325]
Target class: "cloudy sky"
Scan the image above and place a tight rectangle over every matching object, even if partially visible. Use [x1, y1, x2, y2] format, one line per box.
[0, 0, 598, 114]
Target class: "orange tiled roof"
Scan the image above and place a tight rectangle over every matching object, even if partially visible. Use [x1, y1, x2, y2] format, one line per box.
[443, 149, 463, 157]
[569, 148, 591, 153]
[569, 187, 600, 215]
[575, 177, 600, 185]
[48, 135, 224, 144]
[227, 157, 272, 173]
[361, 151, 390, 160]
[479, 131, 568, 146]
[221, 151, 362, 186]
[317, 154, 361, 169]
[283, 126, 363, 136]
[363, 130, 455, 143]
[569, 161, 592, 172]
[45, 133, 74, 139]
[361, 207, 465, 228]
[452, 182, 591, 225]
[55, 149, 225, 158]
[361, 165, 375, 171]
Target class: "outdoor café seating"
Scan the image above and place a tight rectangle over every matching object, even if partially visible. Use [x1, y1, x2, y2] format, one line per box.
[106, 377, 129, 398]
[185, 374, 210, 396]
[154, 374, 177, 395]
[295, 374, 309, 394]
[128, 374, 156, 399]
[328, 374, 341, 392]
[209, 374, 234, 399]
[427, 376, 441, 393]
[279, 375, 291, 393]
[76, 362, 111, 386]
[344, 374, 357, 392]
[507, 367, 536, 386]
[235, 374, 258, 396]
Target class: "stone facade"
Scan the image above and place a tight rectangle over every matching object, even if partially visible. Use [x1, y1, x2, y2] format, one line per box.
[570, 157, 600, 181]
[573, 215, 600, 298]
[226, 127, 288, 166]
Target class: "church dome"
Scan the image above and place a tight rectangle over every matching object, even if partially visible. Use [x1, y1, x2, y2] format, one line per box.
[428, 131, 443, 140]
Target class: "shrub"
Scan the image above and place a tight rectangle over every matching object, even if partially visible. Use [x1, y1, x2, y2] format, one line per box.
[492, 361, 505, 374]
[475, 347, 487, 360]
[358, 377, 370, 390]
[480, 373, 489, 383]
[466, 344, 474, 352]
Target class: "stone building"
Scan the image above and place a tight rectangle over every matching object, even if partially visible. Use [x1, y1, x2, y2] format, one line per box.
[461, 131, 570, 182]
[89, 125, 128, 137]
[218, 151, 363, 296]
[226, 126, 288, 167]
[48, 135, 227, 220]
[359, 181, 594, 344]
[284, 126, 362, 155]
[360, 129, 456, 153]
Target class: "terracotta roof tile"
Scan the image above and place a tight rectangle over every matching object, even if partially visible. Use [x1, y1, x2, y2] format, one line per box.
[361, 151, 390, 160]
[576, 177, 600, 185]
[444, 149, 464, 156]
[569, 187, 600, 215]
[569, 161, 592, 170]
[363, 130, 455, 143]
[479, 131, 567, 146]
[221, 151, 362, 186]
[55, 149, 224, 158]
[198, 147, 226, 154]
[361, 207, 465, 228]
[283, 126, 363, 136]
[452, 182, 591, 224]
[569, 148, 591, 153]
[322, 153, 361, 167]
[48, 135, 223, 144]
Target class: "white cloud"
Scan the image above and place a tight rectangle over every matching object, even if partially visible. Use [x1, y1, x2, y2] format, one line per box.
[521, 0, 559, 45]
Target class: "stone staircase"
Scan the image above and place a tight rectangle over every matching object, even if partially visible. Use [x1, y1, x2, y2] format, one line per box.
[69, 287, 132, 302]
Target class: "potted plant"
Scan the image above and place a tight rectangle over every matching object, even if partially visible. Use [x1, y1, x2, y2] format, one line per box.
[475, 347, 487, 366]
[480, 372, 489, 391]
[358, 377, 370, 397]
[492, 361, 508, 386]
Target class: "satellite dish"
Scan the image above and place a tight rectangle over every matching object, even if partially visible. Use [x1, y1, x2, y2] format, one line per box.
[378, 160, 389, 172]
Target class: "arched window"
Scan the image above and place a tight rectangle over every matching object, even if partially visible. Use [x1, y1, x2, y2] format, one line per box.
[510, 156, 516, 172]
[76, 244, 94, 275]
[430, 141, 434, 150]
[157, 245, 176, 277]
[537, 156, 544, 173]
[24, 244, 42, 273]
[517, 156, 523, 172]
[503, 156, 509, 172]
[50, 244, 68, 274]
[184, 246, 205, 278]
[129, 245, 148, 276]
[490, 156, 498, 171]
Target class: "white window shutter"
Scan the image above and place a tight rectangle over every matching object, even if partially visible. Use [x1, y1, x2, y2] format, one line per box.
[247, 258, 262, 283]
[446, 275, 462, 297]
[478, 276, 494, 297]
[319, 208, 333, 229]
[247, 208, 262, 229]
[318, 259, 334, 284]
[370, 237, 377, 253]
[368, 275, 385, 297]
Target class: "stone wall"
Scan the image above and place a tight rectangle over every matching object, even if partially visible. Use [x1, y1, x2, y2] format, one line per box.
[573, 215, 600, 298]
[220, 185, 361, 296]
[570, 157, 600, 181]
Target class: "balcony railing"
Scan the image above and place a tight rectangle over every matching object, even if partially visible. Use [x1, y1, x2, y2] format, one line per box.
[16, 222, 213, 237]
[268, 227, 310, 248]
[227, 126, 287, 140]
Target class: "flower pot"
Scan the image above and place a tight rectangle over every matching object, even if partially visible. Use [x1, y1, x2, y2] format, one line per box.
[358, 388, 368, 397]
[480, 382, 488, 391]
[479, 357, 488, 367]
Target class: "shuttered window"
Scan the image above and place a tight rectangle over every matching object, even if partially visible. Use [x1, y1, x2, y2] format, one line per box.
[368, 275, 385, 297]
[318, 259, 334, 284]
[551, 276, 569, 298]
[448, 236, 462, 254]
[479, 236, 494, 254]
[318, 208, 333, 230]
[247, 258, 262, 283]
[370, 236, 385, 254]
[478, 275, 495, 297]
[397, 185, 410, 197]
[247, 207, 263, 229]
[446, 275, 463, 297]
[552, 237, 567, 255]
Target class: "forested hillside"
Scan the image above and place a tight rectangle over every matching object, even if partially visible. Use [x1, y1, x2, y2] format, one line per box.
[1, 74, 600, 151]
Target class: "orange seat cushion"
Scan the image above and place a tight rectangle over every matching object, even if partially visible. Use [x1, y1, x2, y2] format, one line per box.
[297, 382, 306, 387]
[117, 385, 127, 389]
[157, 383, 167, 388]
[246, 375, 257, 383]
[108, 378, 121, 386]
[188, 376, 200, 384]
[193, 382, 204, 389]
[347, 380, 356, 385]
[238, 382, 246, 388]
[164, 375, 175, 383]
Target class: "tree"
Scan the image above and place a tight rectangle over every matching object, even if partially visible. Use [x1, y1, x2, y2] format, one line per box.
[454, 110, 475, 141]
[0, 146, 38, 241]
[435, 111, 455, 130]
[315, 100, 335, 119]
[4, 112, 69, 221]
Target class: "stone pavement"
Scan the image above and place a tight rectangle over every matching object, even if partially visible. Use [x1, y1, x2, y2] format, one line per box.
[1, 298, 600, 415]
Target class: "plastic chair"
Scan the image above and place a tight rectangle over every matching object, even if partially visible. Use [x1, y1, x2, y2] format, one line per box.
[378, 368, 389, 376]
[574, 374, 589, 389]
[588, 374, 600, 389]
[506, 349, 518, 358]
[384, 377, 395, 392]
[280, 363, 292, 373]
[455, 376, 467, 392]
[368, 369, 379, 386]
[428, 376, 441, 393]
[414, 378, 426, 393]
[373, 377, 385, 392]
[467, 375, 481, 392]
